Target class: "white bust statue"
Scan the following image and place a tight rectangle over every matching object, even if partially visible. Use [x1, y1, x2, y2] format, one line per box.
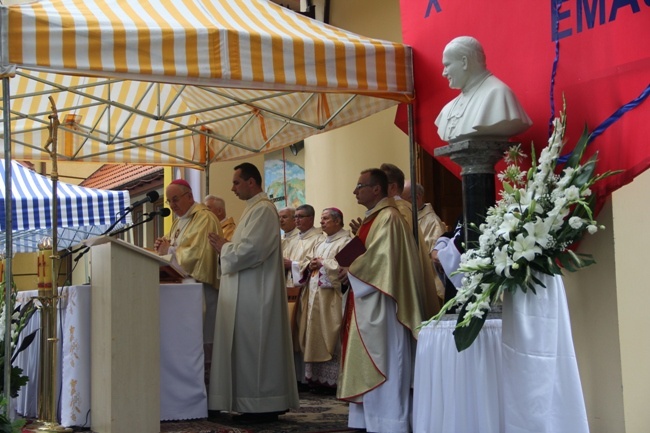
[435, 36, 532, 143]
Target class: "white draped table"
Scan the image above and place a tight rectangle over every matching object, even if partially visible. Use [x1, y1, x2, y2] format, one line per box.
[413, 315, 504, 433]
[12, 283, 207, 427]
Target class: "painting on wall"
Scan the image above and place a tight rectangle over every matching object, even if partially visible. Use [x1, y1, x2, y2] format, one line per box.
[264, 149, 305, 210]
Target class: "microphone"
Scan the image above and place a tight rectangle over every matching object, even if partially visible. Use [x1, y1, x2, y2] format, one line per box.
[145, 207, 171, 219]
[127, 190, 160, 211]
[108, 207, 171, 238]
[78, 190, 161, 244]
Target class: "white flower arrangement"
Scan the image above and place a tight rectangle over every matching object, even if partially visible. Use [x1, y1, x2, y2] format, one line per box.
[427, 104, 620, 351]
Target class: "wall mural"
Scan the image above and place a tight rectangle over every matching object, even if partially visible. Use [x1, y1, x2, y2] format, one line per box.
[264, 151, 305, 210]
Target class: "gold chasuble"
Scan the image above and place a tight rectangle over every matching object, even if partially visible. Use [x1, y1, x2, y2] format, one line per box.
[338, 198, 424, 402]
[168, 203, 222, 287]
[394, 198, 442, 318]
[417, 203, 447, 299]
[220, 216, 237, 241]
[297, 229, 352, 362]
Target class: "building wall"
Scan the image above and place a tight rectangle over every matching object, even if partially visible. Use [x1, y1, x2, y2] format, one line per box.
[610, 169, 650, 433]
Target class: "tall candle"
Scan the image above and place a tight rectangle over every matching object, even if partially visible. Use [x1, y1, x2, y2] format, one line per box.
[43, 249, 53, 288]
[37, 250, 44, 287]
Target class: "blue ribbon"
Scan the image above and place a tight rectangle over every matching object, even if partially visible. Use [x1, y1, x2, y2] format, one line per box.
[557, 84, 650, 164]
[548, 0, 561, 136]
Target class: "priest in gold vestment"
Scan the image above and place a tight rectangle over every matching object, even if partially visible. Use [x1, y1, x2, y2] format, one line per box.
[155, 179, 222, 383]
[338, 169, 424, 433]
[402, 180, 448, 300]
[381, 163, 441, 316]
[204, 195, 237, 241]
[296, 208, 351, 391]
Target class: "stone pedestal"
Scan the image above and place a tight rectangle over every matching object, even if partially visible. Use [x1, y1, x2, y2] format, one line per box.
[434, 140, 513, 246]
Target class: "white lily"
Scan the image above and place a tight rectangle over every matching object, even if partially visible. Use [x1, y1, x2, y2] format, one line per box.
[494, 245, 514, 277]
[512, 233, 542, 262]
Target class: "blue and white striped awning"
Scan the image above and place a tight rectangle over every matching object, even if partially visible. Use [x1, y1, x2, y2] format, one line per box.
[0, 159, 132, 252]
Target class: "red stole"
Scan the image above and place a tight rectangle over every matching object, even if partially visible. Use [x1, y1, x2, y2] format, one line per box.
[340, 214, 377, 377]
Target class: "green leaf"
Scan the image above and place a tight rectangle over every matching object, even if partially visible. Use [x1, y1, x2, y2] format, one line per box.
[11, 329, 38, 364]
[571, 154, 598, 187]
[454, 310, 489, 352]
[565, 123, 591, 169]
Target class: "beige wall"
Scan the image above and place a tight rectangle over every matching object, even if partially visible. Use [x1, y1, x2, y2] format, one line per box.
[564, 201, 624, 432]
[564, 167, 650, 433]
[304, 108, 410, 223]
[610, 169, 650, 432]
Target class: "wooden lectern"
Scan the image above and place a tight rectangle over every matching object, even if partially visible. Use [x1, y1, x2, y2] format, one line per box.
[84, 236, 170, 433]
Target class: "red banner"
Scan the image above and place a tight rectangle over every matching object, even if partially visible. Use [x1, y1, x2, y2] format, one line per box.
[396, 0, 650, 208]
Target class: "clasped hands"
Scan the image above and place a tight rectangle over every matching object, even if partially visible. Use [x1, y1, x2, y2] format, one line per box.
[208, 232, 228, 253]
[154, 237, 170, 255]
[309, 257, 322, 271]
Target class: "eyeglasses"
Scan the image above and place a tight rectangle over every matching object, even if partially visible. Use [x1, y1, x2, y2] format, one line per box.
[355, 183, 373, 190]
[294, 214, 312, 219]
[165, 192, 190, 205]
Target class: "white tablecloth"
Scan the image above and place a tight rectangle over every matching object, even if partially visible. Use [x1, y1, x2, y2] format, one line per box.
[13, 283, 207, 427]
[413, 316, 503, 433]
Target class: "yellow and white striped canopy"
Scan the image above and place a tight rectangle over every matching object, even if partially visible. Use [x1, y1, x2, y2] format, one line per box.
[0, 0, 413, 167]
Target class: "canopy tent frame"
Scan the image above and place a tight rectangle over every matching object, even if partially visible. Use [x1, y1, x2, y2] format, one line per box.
[6, 69, 368, 169]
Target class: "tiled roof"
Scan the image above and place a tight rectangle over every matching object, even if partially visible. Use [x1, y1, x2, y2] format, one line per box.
[80, 164, 164, 191]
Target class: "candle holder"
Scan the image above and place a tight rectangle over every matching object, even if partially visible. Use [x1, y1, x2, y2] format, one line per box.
[28, 237, 71, 433]
[0, 250, 5, 283]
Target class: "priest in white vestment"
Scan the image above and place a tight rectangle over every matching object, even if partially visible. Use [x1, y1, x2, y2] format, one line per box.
[208, 163, 298, 422]
[279, 207, 299, 258]
[282, 204, 323, 387]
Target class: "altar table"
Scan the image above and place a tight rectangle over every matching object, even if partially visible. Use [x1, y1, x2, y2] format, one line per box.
[12, 283, 207, 427]
[412, 315, 503, 433]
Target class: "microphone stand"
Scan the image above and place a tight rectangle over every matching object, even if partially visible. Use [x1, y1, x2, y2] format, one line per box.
[72, 213, 152, 263]
[61, 208, 132, 259]
[107, 214, 157, 238]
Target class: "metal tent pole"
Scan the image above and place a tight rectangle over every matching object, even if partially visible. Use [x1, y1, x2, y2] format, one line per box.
[407, 103, 419, 244]
[2, 75, 14, 413]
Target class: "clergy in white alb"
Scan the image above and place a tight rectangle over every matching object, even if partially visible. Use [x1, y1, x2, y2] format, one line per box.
[280, 207, 300, 249]
[282, 204, 323, 387]
[296, 208, 351, 390]
[208, 163, 298, 417]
